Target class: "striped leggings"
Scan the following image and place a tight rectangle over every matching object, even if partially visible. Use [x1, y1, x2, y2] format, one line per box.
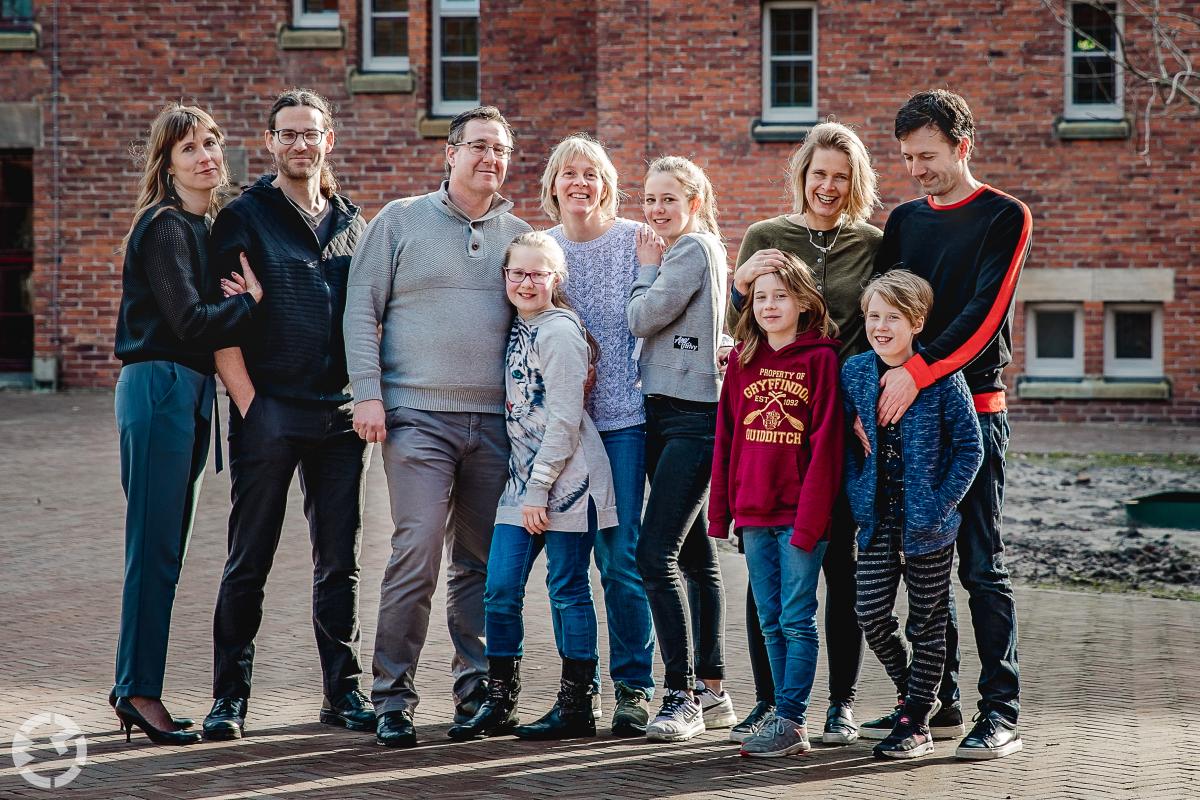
[855, 527, 954, 711]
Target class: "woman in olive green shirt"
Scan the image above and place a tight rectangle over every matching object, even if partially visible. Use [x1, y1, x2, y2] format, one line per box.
[728, 121, 882, 748]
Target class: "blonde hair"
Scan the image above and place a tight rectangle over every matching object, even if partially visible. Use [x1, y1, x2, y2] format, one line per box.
[785, 121, 880, 225]
[859, 269, 934, 327]
[645, 156, 721, 240]
[540, 134, 621, 223]
[734, 253, 836, 366]
[122, 104, 228, 252]
[504, 231, 600, 365]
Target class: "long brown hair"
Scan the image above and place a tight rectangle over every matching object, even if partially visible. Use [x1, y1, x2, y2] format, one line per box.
[121, 104, 228, 252]
[503, 231, 600, 366]
[733, 253, 837, 366]
[269, 88, 339, 198]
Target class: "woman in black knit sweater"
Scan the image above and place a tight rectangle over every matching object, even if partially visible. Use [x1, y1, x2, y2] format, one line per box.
[110, 105, 261, 745]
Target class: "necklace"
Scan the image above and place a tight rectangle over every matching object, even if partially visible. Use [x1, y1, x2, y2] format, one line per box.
[802, 214, 843, 255]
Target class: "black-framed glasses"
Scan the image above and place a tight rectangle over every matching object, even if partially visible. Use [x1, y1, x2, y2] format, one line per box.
[453, 140, 515, 160]
[271, 128, 328, 146]
[504, 268, 553, 286]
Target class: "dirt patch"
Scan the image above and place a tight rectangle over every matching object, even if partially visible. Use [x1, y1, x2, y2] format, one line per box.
[1004, 453, 1200, 600]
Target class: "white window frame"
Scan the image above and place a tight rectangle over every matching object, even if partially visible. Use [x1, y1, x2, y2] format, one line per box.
[362, 0, 410, 73]
[293, 0, 340, 29]
[761, 0, 818, 124]
[1064, 1, 1124, 120]
[1104, 303, 1162, 378]
[432, 0, 480, 116]
[1025, 303, 1085, 378]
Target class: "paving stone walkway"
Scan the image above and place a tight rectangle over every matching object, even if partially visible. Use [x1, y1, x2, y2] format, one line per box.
[1, 392, 1197, 799]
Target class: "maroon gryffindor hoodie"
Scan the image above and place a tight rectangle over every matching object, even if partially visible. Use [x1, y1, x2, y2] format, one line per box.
[708, 329, 844, 551]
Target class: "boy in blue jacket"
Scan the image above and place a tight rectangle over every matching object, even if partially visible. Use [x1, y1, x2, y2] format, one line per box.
[841, 271, 983, 759]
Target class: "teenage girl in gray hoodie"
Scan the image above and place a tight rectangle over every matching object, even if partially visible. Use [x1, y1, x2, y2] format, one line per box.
[627, 156, 734, 742]
[449, 231, 616, 744]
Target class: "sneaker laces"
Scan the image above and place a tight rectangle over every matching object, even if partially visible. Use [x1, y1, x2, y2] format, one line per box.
[657, 690, 692, 717]
[614, 682, 647, 707]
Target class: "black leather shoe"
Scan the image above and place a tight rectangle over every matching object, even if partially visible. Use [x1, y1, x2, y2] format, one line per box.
[320, 689, 377, 732]
[513, 657, 597, 741]
[448, 658, 521, 741]
[376, 709, 417, 748]
[109, 689, 194, 729]
[453, 680, 490, 724]
[955, 711, 1023, 760]
[114, 698, 202, 746]
[203, 697, 248, 741]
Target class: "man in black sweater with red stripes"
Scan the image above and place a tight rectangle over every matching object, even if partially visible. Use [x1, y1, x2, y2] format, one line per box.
[859, 90, 1032, 760]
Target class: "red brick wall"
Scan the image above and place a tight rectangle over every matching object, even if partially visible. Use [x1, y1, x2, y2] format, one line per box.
[4, 1, 1197, 423]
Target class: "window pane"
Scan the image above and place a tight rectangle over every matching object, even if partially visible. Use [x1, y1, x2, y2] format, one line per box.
[1114, 311, 1153, 359]
[771, 61, 813, 107]
[441, 17, 478, 57]
[372, 17, 408, 57]
[1072, 55, 1116, 104]
[1071, 2, 1117, 52]
[303, 0, 338, 12]
[442, 61, 479, 102]
[374, 0, 409, 12]
[770, 8, 813, 56]
[1035, 310, 1076, 359]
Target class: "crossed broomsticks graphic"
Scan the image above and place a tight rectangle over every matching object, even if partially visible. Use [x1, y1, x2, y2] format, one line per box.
[742, 390, 805, 431]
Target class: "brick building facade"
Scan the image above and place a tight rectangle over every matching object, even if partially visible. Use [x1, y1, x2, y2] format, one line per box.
[1, 1, 1196, 422]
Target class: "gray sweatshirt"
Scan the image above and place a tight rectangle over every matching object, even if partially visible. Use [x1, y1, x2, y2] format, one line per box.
[627, 231, 728, 403]
[343, 182, 532, 413]
[495, 308, 618, 533]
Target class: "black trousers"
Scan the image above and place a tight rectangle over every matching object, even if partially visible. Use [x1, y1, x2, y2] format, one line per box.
[637, 396, 725, 692]
[745, 491, 864, 707]
[212, 394, 369, 700]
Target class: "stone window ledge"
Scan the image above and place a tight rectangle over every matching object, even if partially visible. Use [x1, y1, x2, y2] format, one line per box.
[0, 26, 39, 51]
[346, 69, 414, 95]
[750, 119, 813, 143]
[1016, 377, 1170, 401]
[278, 24, 344, 50]
[1053, 117, 1131, 140]
[417, 113, 451, 139]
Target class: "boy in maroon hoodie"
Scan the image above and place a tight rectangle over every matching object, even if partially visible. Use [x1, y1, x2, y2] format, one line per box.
[710, 255, 844, 757]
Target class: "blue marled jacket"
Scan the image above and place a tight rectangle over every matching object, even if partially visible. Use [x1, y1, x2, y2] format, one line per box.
[840, 352, 983, 556]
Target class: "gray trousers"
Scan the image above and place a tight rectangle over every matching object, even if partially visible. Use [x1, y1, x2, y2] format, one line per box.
[371, 406, 509, 714]
[114, 360, 214, 698]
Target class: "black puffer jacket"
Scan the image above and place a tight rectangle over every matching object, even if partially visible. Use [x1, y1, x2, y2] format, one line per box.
[210, 176, 365, 404]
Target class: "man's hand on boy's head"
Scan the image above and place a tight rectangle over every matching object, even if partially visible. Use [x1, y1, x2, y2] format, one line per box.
[877, 366, 918, 426]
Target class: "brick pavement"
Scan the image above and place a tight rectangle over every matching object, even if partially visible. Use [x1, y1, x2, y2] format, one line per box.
[1, 391, 1198, 799]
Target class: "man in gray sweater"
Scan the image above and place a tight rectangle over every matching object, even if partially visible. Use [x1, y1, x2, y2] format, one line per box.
[343, 106, 531, 747]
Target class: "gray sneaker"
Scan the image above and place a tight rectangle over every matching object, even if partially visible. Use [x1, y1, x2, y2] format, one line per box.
[739, 715, 811, 758]
[611, 681, 650, 737]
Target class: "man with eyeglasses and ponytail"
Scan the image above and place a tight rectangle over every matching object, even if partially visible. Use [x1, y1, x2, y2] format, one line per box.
[204, 88, 373, 741]
[343, 106, 531, 747]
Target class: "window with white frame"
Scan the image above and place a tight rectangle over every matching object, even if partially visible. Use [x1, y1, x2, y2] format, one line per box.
[1065, 1, 1123, 120]
[433, 0, 480, 116]
[1025, 303, 1084, 378]
[762, 1, 817, 124]
[1104, 303, 1162, 378]
[293, 0, 339, 29]
[363, 0, 409, 72]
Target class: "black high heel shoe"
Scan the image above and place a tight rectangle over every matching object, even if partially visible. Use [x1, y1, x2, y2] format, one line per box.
[114, 698, 202, 745]
[108, 689, 194, 729]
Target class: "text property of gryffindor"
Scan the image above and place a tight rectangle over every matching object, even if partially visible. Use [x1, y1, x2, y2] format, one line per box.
[741, 368, 810, 445]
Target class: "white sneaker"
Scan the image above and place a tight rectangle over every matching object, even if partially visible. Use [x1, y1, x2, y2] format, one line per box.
[695, 682, 737, 729]
[645, 690, 706, 742]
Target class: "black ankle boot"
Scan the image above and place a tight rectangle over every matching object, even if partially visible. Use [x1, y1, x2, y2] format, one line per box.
[448, 657, 522, 741]
[513, 657, 597, 741]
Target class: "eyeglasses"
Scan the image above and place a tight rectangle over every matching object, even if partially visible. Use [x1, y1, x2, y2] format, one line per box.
[504, 268, 553, 285]
[271, 129, 328, 146]
[453, 140, 515, 160]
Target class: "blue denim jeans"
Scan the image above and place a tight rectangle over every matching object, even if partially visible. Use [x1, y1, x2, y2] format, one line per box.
[743, 526, 827, 725]
[574, 424, 656, 694]
[938, 410, 1020, 722]
[485, 523, 598, 662]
